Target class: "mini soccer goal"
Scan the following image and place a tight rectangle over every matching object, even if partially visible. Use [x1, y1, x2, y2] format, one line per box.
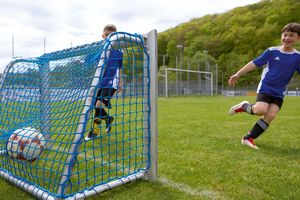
[0, 30, 158, 199]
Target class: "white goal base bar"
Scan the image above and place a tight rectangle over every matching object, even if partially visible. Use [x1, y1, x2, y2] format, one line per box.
[0, 170, 146, 200]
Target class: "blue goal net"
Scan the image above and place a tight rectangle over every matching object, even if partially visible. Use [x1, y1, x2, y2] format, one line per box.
[0, 31, 157, 199]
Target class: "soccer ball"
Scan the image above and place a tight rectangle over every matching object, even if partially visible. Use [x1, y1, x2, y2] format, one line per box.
[7, 127, 46, 162]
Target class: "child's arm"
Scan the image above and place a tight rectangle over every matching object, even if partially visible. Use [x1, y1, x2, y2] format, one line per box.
[117, 69, 123, 92]
[228, 61, 256, 86]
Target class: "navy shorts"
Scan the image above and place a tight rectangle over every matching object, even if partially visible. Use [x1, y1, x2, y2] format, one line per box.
[256, 93, 283, 108]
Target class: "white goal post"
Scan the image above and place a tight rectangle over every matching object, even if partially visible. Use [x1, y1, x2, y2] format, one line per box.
[163, 68, 213, 97]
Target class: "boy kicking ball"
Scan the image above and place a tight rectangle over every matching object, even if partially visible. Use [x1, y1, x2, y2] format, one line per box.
[228, 23, 300, 149]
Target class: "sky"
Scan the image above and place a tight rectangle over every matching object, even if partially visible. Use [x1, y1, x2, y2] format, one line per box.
[0, 0, 260, 72]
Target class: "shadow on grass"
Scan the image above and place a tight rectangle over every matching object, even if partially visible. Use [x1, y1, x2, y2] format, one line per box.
[260, 143, 300, 158]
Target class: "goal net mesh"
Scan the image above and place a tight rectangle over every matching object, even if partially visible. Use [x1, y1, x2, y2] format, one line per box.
[0, 32, 151, 199]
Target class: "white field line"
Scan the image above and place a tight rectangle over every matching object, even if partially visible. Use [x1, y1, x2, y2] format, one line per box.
[158, 176, 225, 200]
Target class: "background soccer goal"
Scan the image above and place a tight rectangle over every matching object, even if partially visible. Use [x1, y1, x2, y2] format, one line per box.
[0, 30, 158, 199]
[160, 67, 213, 97]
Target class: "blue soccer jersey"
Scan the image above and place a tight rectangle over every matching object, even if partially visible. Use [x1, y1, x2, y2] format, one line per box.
[100, 50, 123, 88]
[253, 47, 300, 99]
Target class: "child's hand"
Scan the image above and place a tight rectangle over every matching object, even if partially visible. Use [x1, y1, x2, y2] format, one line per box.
[117, 87, 122, 93]
[228, 74, 240, 86]
[117, 83, 123, 93]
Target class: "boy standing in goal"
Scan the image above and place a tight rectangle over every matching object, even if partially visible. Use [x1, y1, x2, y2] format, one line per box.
[86, 24, 123, 140]
[228, 23, 300, 149]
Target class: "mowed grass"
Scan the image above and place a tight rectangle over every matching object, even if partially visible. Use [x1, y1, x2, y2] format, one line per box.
[1, 96, 300, 200]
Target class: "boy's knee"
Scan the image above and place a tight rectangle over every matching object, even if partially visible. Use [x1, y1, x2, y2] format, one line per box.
[252, 106, 267, 116]
[96, 100, 105, 108]
[95, 100, 100, 108]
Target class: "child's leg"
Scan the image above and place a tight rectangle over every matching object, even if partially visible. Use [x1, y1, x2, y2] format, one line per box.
[95, 88, 117, 132]
[96, 88, 117, 132]
[229, 101, 268, 115]
[245, 103, 280, 139]
[102, 89, 117, 133]
[240, 94, 282, 149]
[95, 100, 108, 118]
[244, 119, 269, 139]
[251, 101, 269, 116]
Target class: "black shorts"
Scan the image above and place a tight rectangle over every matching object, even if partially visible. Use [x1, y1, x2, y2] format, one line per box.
[256, 93, 283, 108]
[96, 88, 117, 108]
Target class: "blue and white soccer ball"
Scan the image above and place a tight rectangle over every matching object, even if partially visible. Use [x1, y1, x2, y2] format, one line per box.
[7, 127, 46, 162]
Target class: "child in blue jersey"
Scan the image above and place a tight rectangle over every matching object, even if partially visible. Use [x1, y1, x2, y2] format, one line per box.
[228, 23, 300, 149]
[86, 24, 123, 140]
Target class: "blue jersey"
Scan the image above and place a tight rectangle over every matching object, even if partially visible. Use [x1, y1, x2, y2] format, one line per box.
[100, 50, 123, 88]
[253, 47, 300, 99]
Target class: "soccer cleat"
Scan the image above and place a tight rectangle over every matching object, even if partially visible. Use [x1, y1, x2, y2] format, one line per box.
[85, 118, 101, 141]
[241, 137, 259, 149]
[229, 101, 249, 115]
[93, 118, 101, 134]
[85, 130, 98, 141]
[105, 116, 114, 133]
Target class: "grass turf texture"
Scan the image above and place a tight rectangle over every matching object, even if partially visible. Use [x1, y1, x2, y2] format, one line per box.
[0, 96, 300, 200]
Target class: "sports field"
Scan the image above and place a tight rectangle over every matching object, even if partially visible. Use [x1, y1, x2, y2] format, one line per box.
[1, 96, 300, 200]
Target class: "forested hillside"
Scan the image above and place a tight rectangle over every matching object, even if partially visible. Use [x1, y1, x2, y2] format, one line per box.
[158, 0, 300, 87]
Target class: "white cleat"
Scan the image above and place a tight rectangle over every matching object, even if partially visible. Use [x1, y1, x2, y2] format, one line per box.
[241, 137, 259, 149]
[229, 101, 249, 115]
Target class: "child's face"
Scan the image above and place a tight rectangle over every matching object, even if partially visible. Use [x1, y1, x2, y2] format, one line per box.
[281, 31, 300, 49]
[102, 30, 113, 39]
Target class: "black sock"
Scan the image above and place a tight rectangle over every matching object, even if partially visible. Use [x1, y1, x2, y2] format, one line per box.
[242, 103, 254, 114]
[95, 108, 108, 119]
[245, 119, 269, 139]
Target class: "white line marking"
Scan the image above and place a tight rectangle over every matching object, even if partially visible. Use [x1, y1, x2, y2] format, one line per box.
[158, 176, 224, 199]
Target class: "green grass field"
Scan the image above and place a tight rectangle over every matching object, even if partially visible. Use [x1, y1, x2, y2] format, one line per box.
[1, 96, 300, 200]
